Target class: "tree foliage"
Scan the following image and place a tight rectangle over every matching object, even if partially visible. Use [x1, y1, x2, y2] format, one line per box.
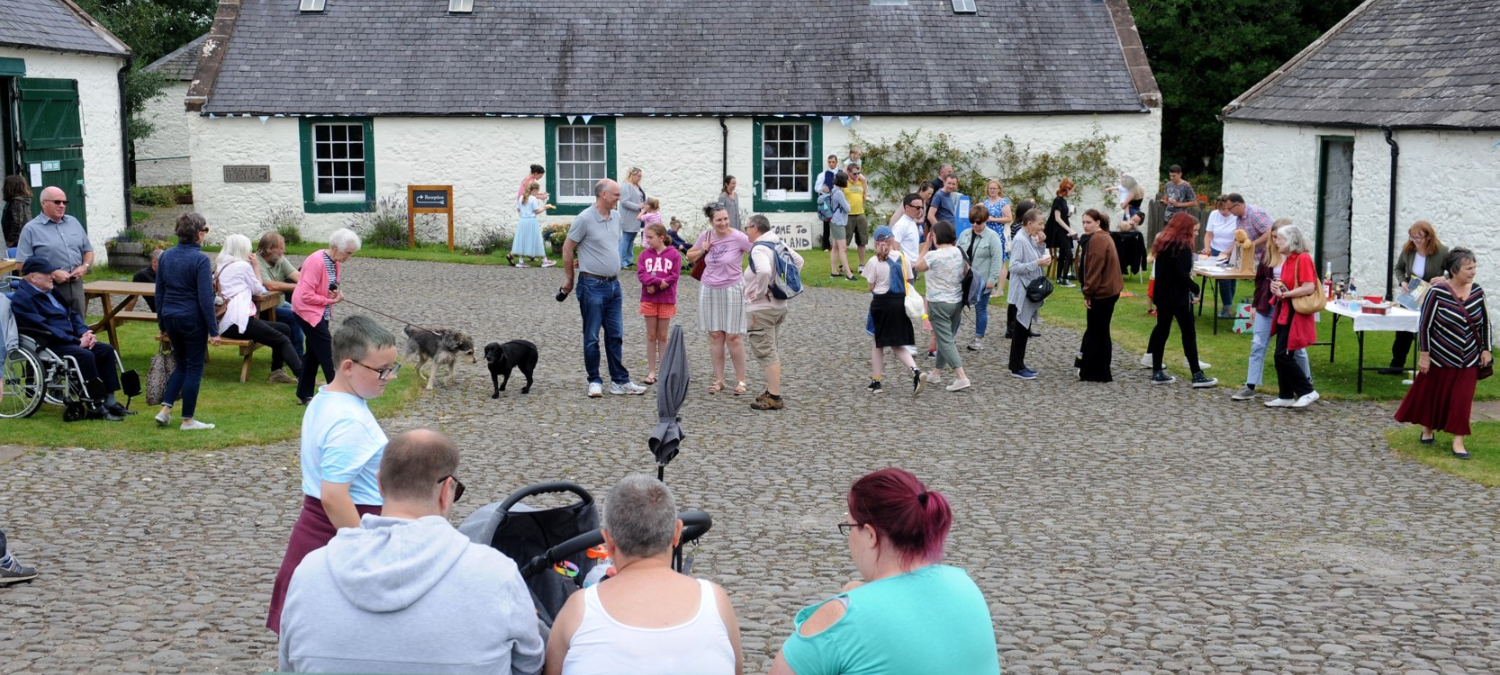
[74, 0, 215, 143]
[1133, 0, 1362, 177]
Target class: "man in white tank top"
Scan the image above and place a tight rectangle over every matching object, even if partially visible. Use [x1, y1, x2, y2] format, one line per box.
[544, 475, 742, 675]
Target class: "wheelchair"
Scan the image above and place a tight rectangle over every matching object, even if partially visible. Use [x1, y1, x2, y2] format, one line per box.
[0, 294, 140, 421]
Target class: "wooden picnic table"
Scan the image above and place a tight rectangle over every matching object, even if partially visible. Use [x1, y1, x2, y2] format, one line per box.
[83, 281, 281, 345]
[1193, 263, 1256, 335]
[1, 258, 16, 276]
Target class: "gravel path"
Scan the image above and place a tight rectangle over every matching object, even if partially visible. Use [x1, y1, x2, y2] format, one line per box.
[3, 257, 1498, 674]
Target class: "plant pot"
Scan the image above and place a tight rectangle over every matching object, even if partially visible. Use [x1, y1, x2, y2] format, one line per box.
[175, 193, 194, 205]
[107, 242, 150, 272]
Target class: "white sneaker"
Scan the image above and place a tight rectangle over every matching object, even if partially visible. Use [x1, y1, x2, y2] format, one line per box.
[925, 370, 943, 384]
[945, 377, 971, 392]
[154, 409, 171, 427]
[1264, 398, 1295, 408]
[967, 339, 985, 351]
[905, 345, 919, 356]
[1292, 391, 1320, 408]
[610, 381, 648, 395]
[1139, 353, 1154, 369]
[180, 419, 215, 430]
[1190, 357, 1211, 370]
[541, 259, 557, 268]
[587, 382, 603, 398]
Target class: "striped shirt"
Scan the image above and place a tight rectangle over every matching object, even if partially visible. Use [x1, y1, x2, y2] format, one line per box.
[322, 255, 339, 321]
[1417, 282, 1491, 368]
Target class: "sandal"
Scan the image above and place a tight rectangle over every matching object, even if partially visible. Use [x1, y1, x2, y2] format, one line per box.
[644, 372, 657, 385]
[707, 380, 724, 394]
[733, 382, 748, 395]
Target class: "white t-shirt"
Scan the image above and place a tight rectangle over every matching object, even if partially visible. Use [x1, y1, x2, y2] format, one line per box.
[891, 215, 921, 260]
[1413, 253, 1427, 280]
[1205, 210, 1238, 253]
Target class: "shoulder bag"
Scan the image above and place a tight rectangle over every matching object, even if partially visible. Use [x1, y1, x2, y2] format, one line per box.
[900, 253, 925, 323]
[212, 267, 229, 320]
[690, 231, 710, 281]
[1025, 275, 1054, 304]
[1459, 291, 1493, 380]
[959, 233, 979, 307]
[1289, 253, 1326, 315]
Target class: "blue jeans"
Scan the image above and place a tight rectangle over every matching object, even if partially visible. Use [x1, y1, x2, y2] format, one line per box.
[1211, 248, 1237, 312]
[951, 289, 993, 338]
[160, 314, 208, 419]
[577, 276, 629, 385]
[619, 231, 638, 268]
[275, 303, 305, 362]
[1246, 309, 1310, 387]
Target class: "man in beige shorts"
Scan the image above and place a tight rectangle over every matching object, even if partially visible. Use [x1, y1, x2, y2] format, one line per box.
[742, 215, 803, 411]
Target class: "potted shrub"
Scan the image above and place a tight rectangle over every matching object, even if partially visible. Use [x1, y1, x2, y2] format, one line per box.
[174, 184, 194, 205]
[544, 223, 569, 256]
[105, 230, 169, 272]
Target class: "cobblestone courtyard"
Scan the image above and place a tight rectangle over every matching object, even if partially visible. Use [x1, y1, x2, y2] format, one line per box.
[3, 258, 1498, 674]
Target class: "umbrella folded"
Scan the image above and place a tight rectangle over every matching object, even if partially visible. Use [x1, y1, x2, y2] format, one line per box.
[649, 325, 690, 479]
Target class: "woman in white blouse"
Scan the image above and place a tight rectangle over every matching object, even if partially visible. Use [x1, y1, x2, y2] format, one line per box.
[216, 234, 303, 383]
[1200, 195, 1239, 318]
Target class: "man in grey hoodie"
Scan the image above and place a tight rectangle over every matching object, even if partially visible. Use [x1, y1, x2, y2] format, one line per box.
[278, 430, 544, 674]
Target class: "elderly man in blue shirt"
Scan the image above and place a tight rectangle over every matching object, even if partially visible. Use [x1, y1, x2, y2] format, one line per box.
[16, 186, 93, 317]
[10, 256, 127, 421]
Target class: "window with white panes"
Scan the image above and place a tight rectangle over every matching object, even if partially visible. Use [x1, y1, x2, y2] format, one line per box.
[760, 122, 813, 198]
[554, 125, 608, 203]
[312, 122, 367, 202]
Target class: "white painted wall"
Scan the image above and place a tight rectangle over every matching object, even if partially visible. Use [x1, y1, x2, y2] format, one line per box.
[1224, 120, 1500, 292]
[189, 110, 1161, 249]
[134, 82, 191, 187]
[0, 46, 127, 260]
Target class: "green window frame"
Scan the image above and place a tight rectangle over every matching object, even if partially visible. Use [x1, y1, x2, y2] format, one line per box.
[299, 117, 376, 213]
[752, 117, 822, 213]
[545, 117, 617, 216]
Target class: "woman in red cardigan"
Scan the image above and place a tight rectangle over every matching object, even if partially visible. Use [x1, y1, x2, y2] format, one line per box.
[1395, 248, 1492, 458]
[1265, 224, 1321, 409]
[293, 228, 360, 404]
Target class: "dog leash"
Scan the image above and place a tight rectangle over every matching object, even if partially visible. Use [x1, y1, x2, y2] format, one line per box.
[334, 296, 440, 335]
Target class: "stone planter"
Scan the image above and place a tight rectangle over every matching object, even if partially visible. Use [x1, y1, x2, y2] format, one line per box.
[175, 193, 194, 205]
[107, 242, 151, 273]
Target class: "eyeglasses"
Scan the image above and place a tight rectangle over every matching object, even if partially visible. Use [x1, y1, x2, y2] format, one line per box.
[905, 203, 922, 210]
[837, 522, 863, 536]
[354, 360, 402, 381]
[47, 200, 67, 205]
[437, 475, 465, 502]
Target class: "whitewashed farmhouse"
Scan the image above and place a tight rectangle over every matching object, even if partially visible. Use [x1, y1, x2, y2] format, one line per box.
[186, 0, 1163, 246]
[136, 35, 207, 187]
[1222, 0, 1500, 297]
[0, 0, 131, 249]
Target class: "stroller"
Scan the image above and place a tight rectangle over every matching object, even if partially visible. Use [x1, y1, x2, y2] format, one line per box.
[459, 481, 711, 629]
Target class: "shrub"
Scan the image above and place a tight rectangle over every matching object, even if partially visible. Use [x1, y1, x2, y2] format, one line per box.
[347, 194, 409, 249]
[466, 226, 511, 255]
[130, 185, 173, 208]
[543, 223, 569, 249]
[258, 205, 305, 245]
[172, 184, 193, 198]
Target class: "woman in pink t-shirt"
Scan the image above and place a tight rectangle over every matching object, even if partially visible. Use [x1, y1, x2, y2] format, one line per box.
[686, 203, 753, 395]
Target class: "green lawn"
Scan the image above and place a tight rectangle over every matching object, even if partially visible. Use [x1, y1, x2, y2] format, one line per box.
[792, 245, 1498, 402]
[5, 278, 419, 451]
[1387, 423, 1500, 487]
[281, 241, 533, 266]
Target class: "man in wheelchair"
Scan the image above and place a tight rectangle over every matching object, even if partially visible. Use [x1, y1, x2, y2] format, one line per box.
[11, 256, 129, 421]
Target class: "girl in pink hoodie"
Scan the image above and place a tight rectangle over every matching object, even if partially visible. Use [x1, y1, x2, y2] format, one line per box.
[636, 222, 681, 385]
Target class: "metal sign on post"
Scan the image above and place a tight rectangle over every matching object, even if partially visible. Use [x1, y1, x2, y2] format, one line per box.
[407, 185, 455, 250]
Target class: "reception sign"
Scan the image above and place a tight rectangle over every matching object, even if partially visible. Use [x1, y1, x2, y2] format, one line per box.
[407, 185, 454, 250]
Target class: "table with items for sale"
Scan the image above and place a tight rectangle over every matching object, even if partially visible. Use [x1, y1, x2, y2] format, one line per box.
[1319, 301, 1420, 393]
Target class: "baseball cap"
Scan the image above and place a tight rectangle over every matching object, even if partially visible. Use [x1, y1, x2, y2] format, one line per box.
[873, 226, 894, 241]
[21, 256, 60, 276]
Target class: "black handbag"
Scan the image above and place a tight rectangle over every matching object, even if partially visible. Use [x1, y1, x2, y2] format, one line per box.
[959, 232, 979, 307]
[1025, 275, 1054, 303]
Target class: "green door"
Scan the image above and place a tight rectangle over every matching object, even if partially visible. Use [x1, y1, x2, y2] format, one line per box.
[16, 77, 85, 228]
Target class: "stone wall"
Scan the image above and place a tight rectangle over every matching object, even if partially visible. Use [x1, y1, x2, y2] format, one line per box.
[133, 82, 192, 187]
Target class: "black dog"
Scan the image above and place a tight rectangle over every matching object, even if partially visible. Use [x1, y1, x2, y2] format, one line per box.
[485, 340, 538, 398]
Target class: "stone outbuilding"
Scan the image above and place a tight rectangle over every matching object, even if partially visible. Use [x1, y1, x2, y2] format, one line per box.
[136, 34, 207, 188]
[0, 0, 131, 245]
[187, 0, 1162, 246]
[1221, 0, 1500, 296]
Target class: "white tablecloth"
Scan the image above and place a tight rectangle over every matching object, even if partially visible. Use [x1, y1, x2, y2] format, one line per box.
[1324, 302, 1419, 332]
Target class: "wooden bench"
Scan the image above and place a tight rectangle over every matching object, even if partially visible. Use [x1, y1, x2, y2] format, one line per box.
[154, 333, 261, 383]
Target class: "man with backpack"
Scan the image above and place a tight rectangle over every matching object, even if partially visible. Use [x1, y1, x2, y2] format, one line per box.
[743, 214, 805, 411]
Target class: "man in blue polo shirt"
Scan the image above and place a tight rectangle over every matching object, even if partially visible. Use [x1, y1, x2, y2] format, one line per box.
[16, 186, 93, 317]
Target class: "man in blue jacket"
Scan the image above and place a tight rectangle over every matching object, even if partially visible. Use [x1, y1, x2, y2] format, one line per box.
[10, 256, 127, 421]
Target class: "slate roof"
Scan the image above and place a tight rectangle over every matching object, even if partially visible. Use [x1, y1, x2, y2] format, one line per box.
[145, 34, 207, 80]
[203, 0, 1151, 116]
[0, 0, 129, 58]
[1224, 0, 1500, 129]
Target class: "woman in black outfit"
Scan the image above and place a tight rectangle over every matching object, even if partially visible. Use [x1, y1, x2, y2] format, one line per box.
[1044, 179, 1078, 286]
[1146, 212, 1217, 388]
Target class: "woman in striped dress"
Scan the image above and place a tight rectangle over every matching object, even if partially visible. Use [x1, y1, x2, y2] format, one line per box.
[1394, 248, 1492, 459]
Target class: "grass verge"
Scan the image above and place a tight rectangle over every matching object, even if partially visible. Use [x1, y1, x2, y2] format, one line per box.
[1386, 423, 1500, 487]
[3, 321, 419, 452]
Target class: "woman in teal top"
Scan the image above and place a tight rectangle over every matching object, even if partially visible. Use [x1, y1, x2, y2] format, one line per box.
[769, 468, 1000, 675]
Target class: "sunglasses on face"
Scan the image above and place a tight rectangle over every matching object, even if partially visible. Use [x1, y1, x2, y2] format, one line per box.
[438, 475, 465, 502]
[47, 200, 67, 205]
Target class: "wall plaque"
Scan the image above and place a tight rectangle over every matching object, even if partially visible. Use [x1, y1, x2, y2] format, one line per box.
[223, 165, 271, 183]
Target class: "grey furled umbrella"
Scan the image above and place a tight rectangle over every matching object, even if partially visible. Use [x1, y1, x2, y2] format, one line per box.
[648, 325, 689, 482]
